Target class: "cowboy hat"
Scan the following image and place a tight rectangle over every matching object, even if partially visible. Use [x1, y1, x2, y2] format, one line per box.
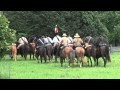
[62, 33, 67, 37]
[74, 33, 80, 37]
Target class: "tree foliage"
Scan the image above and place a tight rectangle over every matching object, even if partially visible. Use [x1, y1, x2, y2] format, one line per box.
[0, 12, 16, 59]
[3, 11, 120, 46]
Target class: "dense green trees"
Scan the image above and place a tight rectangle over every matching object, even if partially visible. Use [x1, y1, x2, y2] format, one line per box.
[0, 12, 16, 59]
[4, 11, 109, 37]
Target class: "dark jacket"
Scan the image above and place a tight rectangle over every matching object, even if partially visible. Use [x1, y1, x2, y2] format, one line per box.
[36, 38, 44, 48]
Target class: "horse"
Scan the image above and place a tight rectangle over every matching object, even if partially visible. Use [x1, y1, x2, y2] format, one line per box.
[83, 36, 97, 67]
[35, 46, 47, 63]
[45, 44, 53, 62]
[95, 45, 111, 67]
[53, 43, 60, 62]
[75, 47, 86, 67]
[29, 42, 36, 60]
[16, 42, 29, 60]
[59, 46, 75, 67]
[94, 35, 111, 67]
[10, 43, 17, 61]
[34, 37, 47, 63]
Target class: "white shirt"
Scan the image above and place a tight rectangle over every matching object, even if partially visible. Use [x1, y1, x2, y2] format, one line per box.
[68, 37, 73, 44]
[53, 35, 61, 43]
[18, 37, 28, 44]
[47, 37, 53, 43]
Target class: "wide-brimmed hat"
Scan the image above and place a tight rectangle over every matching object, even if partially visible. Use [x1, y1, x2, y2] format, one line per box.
[74, 33, 80, 37]
[62, 33, 67, 37]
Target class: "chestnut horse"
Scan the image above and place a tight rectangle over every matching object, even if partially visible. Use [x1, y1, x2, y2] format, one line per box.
[10, 43, 17, 61]
[29, 42, 36, 60]
[75, 47, 86, 67]
[59, 46, 75, 67]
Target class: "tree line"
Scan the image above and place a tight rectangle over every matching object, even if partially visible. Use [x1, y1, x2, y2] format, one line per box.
[0, 11, 120, 59]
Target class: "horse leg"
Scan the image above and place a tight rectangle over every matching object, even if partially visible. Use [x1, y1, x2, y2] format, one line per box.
[30, 53, 31, 60]
[33, 53, 35, 59]
[60, 58, 63, 67]
[40, 55, 42, 63]
[89, 57, 92, 67]
[44, 52, 47, 63]
[96, 58, 98, 66]
[87, 57, 89, 66]
[102, 56, 106, 67]
[81, 55, 85, 67]
[55, 56, 58, 63]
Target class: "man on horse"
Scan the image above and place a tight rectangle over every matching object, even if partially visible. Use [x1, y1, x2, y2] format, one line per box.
[59, 33, 69, 50]
[17, 36, 28, 49]
[53, 33, 61, 47]
[52, 33, 62, 57]
[73, 33, 83, 50]
[36, 35, 45, 49]
[67, 34, 73, 47]
[96, 35, 106, 47]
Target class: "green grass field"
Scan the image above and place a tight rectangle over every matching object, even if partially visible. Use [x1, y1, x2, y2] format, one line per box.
[0, 53, 120, 79]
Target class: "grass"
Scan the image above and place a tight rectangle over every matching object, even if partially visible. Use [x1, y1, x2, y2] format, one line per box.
[0, 52, 120, 79]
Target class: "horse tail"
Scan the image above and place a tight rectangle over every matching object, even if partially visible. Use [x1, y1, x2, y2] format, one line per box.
[69, 48, 75, 62]
[91, 45, 95, 57]
[105, 46, 111, 62]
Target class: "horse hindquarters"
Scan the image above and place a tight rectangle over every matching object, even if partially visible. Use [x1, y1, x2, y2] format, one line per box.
[69, 48, 75, 66]
[46, 45, 52, 62]
[75, 47, 85, 67]
[11, 45, 17, 61]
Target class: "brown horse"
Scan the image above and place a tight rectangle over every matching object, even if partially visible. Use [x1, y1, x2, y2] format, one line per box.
[84, 46, 97, 67]
[59, 46, 75, 67]
[29, 42, 36, 60]
[10, 44, 17, 61]
[83, 36, 97, 67]
[75, 47, 86, 67]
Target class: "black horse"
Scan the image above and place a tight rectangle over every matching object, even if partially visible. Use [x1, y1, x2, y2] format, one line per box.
[45, 44, 53, 62]
[95, 45, 111, 67]
[16, 42, 29, 60]
[53, 43, 60, 62]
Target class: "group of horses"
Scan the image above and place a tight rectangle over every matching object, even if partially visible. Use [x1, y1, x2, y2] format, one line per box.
[9, 36, 111, 68]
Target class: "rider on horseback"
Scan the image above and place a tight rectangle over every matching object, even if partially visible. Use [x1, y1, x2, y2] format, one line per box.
[59, 33, 69, 50]
[17, 36, 28, 49]
[96, 35, 106, 47]
[73, 33, 83, 50]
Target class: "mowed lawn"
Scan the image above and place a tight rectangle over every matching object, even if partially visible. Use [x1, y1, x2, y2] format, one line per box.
[0, 53, 120, 79]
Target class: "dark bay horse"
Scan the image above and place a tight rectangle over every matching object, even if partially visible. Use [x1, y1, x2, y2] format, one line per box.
[59, 46, 75, 67]
[29, 42, 36, 60]
[16, 42, 29, 60]
[45, 44, 53, 62]
[83, 36, 96, 67]
[95, 45, 111, 67]
[53, 43, 60, 62]
[94, 35, 111, 67]
[34, 37, 47, 63]
[28, 37, 36, 60]
[35, 46, 47, 63]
